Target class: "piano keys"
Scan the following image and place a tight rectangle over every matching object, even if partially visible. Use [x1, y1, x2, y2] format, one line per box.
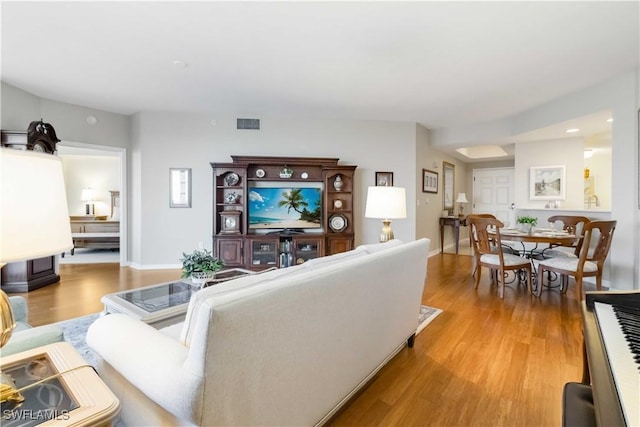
[581, 291, 640, 427]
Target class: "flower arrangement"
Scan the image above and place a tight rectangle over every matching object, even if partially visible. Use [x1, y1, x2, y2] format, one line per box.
[516, 216, 538, 226]
[180, 249, 223, 279]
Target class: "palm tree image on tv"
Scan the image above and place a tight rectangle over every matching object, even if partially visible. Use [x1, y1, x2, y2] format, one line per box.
[277, 188, 321, 222]
[249, 187, 322, 229]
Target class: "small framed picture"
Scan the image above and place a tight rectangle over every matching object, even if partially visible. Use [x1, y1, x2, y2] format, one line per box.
[375, 171, 393, 186]
[422, 169, 438, 193]
[529, 165, 566, 200]
[170, 168, 192, 208]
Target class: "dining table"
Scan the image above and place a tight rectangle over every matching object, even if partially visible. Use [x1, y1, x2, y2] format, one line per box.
[488, 228, 579, 294]
[495, 228, 579, 258]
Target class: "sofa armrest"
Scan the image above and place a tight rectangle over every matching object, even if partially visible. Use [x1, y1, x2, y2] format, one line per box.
[8, 296, 28, 323]
[1, 324, 64, 357]
[86, 314, 203, 423]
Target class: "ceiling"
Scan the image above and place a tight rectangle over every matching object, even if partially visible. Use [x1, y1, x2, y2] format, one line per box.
[1, 1, 638, 161]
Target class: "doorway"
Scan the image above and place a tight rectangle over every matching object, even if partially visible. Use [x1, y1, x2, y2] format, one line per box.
[57, 142, 127, 265]
[472, 167, 515, 225]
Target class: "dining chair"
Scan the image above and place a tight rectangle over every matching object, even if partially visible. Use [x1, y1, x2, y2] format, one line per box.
[468, 216, 532, 299]
[467, 213, 497, 277]
[543, 215, 591, 258]
[536, 220, 616, 299]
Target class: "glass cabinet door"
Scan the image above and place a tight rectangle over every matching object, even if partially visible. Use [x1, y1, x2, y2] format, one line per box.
[250, 239, 278, 268]
[292, 238, 323, 265]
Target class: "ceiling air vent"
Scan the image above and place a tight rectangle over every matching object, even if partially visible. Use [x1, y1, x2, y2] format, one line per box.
[237, 118, 260, 130]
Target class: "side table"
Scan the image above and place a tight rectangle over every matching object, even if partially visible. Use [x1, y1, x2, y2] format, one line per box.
[439, 216, 467, 254]
[1, 342, 120, 426]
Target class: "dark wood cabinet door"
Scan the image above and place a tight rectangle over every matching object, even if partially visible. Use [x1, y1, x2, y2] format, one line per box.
[326, 236, 353, 256]
[216, 238, 244, 267]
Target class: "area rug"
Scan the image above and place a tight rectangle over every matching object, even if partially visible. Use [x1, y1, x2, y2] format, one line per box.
[55, 313, 101, 366]
[417, 305, 443, 335]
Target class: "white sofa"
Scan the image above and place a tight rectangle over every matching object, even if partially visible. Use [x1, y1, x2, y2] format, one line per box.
[87, 238, 430, 426]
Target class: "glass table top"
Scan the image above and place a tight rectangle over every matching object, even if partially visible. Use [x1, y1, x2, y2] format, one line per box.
[116, 281, 195, 313]
[2, 355, 79, 427]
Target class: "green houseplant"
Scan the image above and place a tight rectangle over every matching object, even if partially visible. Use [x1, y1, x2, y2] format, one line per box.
[516, 216, 538, 232]
[180, 249, 223, 284]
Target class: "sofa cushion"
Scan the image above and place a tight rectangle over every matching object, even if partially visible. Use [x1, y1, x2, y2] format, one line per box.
[180, 263, 311, 345]
[300, 246, 367, 270]
[357, 239, 404, 254]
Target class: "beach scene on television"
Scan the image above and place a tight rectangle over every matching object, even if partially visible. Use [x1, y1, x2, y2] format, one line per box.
[249, 187, 322, 229]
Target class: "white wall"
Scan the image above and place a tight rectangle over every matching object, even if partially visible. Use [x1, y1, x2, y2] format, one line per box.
[514, 137, 584, 209]
[416, 124, 470, 253]
[131, 112, 418, 266]
[1, 82, 131, 148]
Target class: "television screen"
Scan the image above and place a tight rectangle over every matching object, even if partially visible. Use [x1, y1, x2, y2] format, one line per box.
[248, 186, 322, 230]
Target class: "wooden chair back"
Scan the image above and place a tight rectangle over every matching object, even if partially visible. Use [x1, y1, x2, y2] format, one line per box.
[468, 216, 504, 257]
[547, 215, 590, 255]
[577, 220, 617, 270]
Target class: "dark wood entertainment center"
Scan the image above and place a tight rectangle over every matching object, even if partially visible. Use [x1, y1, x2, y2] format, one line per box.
[211, 155, 357, 270]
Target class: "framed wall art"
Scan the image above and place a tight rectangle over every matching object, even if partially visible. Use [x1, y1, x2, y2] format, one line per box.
[375, 171, 393, 187]
[442, 161, 455, 213]
[529, 165, 566, 200]
[422, 169, 438, 193]
[170, 168, 192, 208]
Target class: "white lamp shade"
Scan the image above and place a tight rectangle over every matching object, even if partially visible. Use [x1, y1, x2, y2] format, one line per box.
[81, 187, 96, 201]
[456, 193, 468, 203]
[365, 186, 407, 219]
[1, 149, 73, 263]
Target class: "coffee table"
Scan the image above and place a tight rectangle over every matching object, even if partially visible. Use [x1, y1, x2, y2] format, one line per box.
[101, 268, 263, 328]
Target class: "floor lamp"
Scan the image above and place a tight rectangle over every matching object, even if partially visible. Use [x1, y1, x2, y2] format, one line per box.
[0, 148, 73, 405]
[365, 186, 407, 242]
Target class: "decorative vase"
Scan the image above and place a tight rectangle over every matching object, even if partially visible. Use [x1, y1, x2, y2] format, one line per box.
[333, 175, 343, 191]
[190, 271, 215, 285]
[520, 223, 532, 234]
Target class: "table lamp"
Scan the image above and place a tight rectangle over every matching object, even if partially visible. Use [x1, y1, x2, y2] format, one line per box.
[0, 148, 73, 405]
[365, 186, 407, 242]
[456, 193, 468, 217]
[81, 187, 96, 215]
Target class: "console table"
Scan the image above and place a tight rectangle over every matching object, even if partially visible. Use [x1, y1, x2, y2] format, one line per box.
[439, 216, 467, 254]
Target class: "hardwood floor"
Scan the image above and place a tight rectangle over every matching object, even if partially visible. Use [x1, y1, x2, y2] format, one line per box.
[14, 253, 586, 426]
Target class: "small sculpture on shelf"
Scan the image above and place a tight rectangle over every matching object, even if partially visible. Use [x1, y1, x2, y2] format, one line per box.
[279, 165, 293, 179]
[333, 175, 343, 191]
[225, 192, 239, 204]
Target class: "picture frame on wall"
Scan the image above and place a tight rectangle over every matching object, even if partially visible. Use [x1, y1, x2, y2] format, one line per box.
[422, 169, 438, 193]
[170, 167, 192, 208]
[375, 171, 393, 186]
[529, 165, 566, 200]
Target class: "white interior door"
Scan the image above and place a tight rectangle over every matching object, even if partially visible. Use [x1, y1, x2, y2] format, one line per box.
[472, 168, 515, 226]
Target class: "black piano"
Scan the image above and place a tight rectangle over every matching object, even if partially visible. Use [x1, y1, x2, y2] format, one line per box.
[575, 291, 640, 427]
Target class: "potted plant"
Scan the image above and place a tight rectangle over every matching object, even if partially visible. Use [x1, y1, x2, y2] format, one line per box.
[180, 249, 224, 285]
[516, 216, 538, 233]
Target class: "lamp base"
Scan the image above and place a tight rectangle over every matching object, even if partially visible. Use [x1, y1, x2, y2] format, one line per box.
[0, 372, 24, 406]
[379, 219, 395, 243]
